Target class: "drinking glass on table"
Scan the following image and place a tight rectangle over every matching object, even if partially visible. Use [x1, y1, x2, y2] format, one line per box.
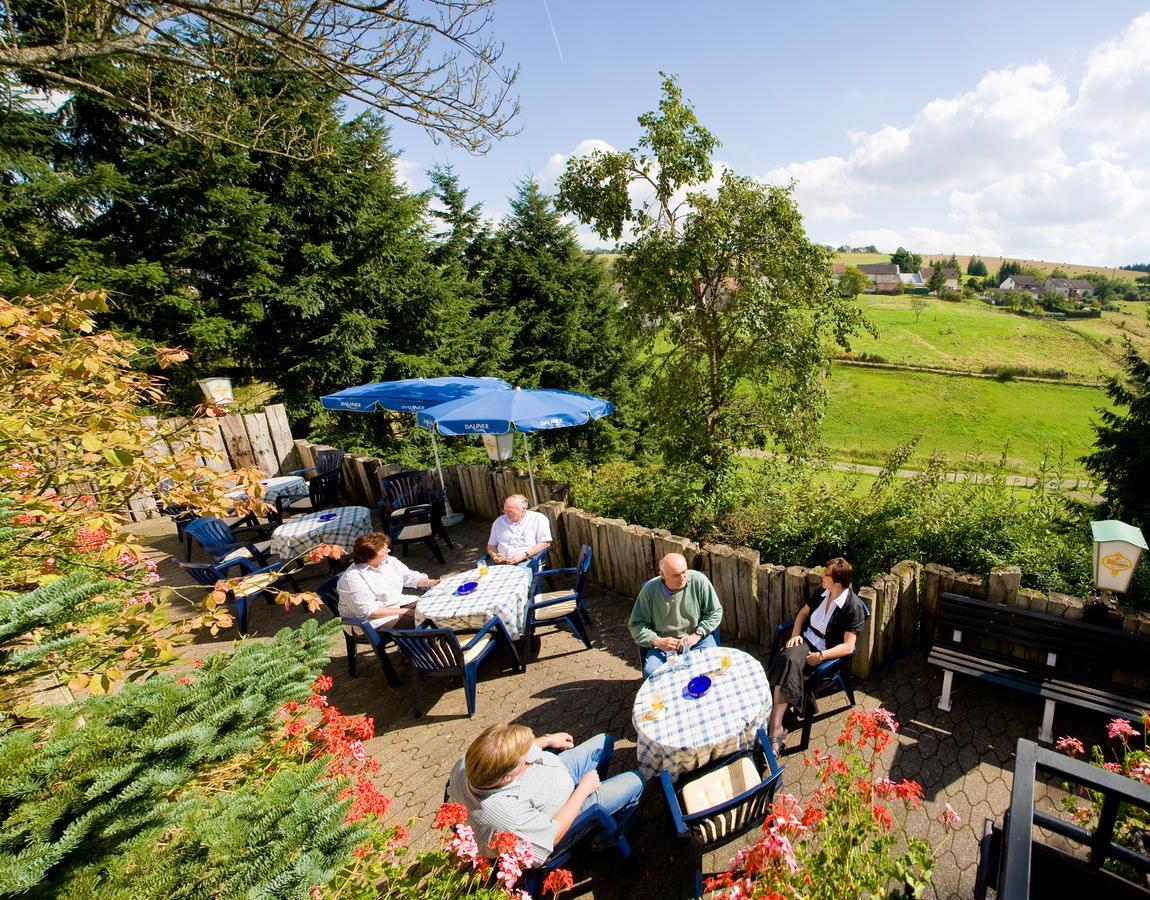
[477, 559, 489, 577]
[720, 652, 733, 675]
[647, 692, 665, 720]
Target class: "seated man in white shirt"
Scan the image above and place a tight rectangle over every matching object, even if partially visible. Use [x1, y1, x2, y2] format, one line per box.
[486, 494, 552, 568]
[336, 532, 439, 630]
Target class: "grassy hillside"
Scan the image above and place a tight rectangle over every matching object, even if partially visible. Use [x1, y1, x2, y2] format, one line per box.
[847, 295, 1148, 380]
[832, 251, 1142, 282]
[822, 366, 1105, 475]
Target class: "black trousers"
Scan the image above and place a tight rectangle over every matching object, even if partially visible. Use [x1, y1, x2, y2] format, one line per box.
[768, 637, 817, 710]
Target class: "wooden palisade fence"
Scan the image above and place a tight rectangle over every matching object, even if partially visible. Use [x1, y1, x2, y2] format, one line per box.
[136, 407, 1149, 681]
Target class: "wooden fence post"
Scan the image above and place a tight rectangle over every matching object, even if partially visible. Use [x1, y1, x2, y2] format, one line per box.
[242, 412, 278, 476]
[264, 404, 297, 474]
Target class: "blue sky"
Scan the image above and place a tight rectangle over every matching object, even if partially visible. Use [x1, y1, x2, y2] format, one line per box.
[385, 1, 1150, 266]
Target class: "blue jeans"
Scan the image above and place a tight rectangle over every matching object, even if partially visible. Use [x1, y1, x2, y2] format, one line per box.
[553, 734, 645, 837]
[642, 631, 719, 678]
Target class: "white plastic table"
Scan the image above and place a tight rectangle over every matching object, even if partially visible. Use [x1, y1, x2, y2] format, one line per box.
[632, 646, 772, 780]
[416, 565, 533, 640]
[269, 506, 372, 560]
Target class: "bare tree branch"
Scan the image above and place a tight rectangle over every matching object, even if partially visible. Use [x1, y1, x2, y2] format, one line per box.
[0, 0, 519, 157]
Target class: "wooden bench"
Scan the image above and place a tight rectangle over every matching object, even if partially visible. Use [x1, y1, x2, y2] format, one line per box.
[928, 592, 1150, 742]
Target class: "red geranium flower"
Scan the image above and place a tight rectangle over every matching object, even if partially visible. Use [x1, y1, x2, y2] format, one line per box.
[543, 868, 575, 895]
[433, 802, 469, 830]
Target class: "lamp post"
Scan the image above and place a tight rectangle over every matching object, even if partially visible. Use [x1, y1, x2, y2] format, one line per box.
[1089, 520, 1147, 617]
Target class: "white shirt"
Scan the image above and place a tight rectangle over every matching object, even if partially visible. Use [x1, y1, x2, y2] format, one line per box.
[487, 510, 552, 558]
[337, 558, 425, 628]
[803, 587, 849, 652]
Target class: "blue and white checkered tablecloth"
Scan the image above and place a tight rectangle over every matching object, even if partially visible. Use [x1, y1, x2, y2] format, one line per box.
[632, 646, 772, 780]
[416, 565, 532, 640]
[229, 475, 310, 506]
[269, 505, 373, 560]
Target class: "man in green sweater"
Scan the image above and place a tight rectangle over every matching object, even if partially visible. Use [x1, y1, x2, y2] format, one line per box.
[629, 553, 723, 678]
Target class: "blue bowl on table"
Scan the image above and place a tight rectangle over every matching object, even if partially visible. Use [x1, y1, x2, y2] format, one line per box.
[685, 675, 712, 699]
[317, 513, 337, 522]
[455, 581, 479, 596]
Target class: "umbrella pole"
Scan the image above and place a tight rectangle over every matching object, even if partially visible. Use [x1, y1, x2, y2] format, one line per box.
[522, 432, 539, 506]
[431, 430, 464, 528]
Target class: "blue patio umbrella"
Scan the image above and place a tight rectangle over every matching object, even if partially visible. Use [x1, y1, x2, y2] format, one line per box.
[320, 377, 511, 523]
[416, 387, 615, 504]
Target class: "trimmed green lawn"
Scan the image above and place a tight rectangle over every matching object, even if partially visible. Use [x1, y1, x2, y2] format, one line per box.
[822, 366, 1106, 475]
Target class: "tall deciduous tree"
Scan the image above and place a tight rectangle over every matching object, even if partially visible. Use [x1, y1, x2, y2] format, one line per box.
[839, 266, 869, 298]
[1084, 341, 1150, 530]
[487, 179, 641, 457]
[557, 74, 871, 492]
[1, 0, 518, 156]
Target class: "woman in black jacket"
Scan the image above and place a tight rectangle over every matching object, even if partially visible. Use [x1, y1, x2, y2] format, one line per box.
[767, 556, 867, 755]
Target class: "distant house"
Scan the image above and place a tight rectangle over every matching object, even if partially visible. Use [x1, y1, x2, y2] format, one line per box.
[1000, 275, 1042, 297]
[899, 270, 924, 287]
[921, 267, 960, 291]
[1043, 278, 1094, 300]
[857, 263, 901, 294]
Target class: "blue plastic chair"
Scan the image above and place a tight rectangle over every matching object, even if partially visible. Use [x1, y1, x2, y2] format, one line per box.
[178, 560, 298, 635]
[289, 447, 345, 480]
[524, 544, 593, 665]
[660, 727, 784, 897]
[185, 516, 274, 574]
[382, 616, 522, 717]
[271, 469, 342, 523]
[315, 576, 401, 687]
[517, 802, 633, 896]
[769, 598, 871, 752]
[379, 471, 455, 563]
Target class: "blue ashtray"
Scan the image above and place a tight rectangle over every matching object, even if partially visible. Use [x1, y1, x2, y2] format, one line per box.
[455, 581, 479, 596]
[318, 513, 337, 522]
[685, 675, 712, 699]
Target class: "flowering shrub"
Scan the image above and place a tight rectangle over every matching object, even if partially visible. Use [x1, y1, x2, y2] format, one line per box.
[1054, 713, 1150, 874]
[191, 543, 347, 635]
[709, 709, 957, 898]
[0, 286, 277, 694]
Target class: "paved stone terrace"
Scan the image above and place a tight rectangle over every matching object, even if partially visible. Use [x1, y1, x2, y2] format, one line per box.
[137, 514, 1114, 899]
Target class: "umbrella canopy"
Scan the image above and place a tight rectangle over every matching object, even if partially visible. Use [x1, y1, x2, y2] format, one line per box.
[415, 387, 614, 436]
[416, 387, 615, 505]
[321, 376, 511, 413]
[320, 377, 512, 525]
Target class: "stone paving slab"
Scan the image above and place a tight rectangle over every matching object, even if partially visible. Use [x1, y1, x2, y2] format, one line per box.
[136, 514, 1120, 899]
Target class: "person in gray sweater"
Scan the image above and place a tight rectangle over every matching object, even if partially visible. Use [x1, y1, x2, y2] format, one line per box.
[629, 553, 722, 678]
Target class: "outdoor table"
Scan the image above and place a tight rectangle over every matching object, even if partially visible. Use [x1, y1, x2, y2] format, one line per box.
[632, 646, 772, 780]
[269, 505, 372, 560]
[228, 475, 309, 507]
[416, 565, 532, 640]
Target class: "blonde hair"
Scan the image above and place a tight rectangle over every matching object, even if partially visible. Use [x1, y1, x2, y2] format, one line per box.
[465, 724, 534, 789]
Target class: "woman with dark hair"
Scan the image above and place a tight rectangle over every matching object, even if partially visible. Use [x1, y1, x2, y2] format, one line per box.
[336, 532, 439, 629]
[767, 556, 867, 755]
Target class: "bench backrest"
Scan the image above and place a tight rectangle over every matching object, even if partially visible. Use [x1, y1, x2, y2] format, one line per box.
[936, 592, 1150, 684]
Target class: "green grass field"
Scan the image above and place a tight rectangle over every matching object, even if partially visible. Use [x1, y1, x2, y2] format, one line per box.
[847, 295, 1147, 379]
[821, 366, 1106, 475]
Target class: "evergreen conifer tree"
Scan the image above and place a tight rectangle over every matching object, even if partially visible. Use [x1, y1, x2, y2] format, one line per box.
[487, 179, 642, 457]
[1084, 341, 1150, 531]
[0, 618, 362, 896]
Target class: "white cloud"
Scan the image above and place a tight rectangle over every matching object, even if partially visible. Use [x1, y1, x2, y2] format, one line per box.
[762, 156, 862, 220]
[750, 15, 1150, 264]
[535, 138, 616, 187]
[1073, 12, 1150, 144]
[843, 63, 1069, 190]
[393, 157, 422, 192]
